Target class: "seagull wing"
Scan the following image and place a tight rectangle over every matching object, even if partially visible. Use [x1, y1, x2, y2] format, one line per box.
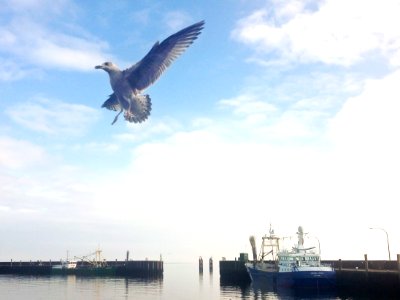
[101, 93, 120, 111]
[124, 20, 205, 91]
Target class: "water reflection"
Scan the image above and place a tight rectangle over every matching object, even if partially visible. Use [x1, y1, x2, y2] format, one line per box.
[68, 274, 163, 299]
[220, 278, 252, 299]
[219, 277, 340, 300]
[251, 280, 338, 299]
[3, 264, 397, 299]
[219, 276, 400, 300]
[209, 269, 213, 287]
[123, 276, 163, 299]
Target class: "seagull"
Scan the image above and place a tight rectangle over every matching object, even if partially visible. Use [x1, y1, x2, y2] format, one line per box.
[95, 20, 205, 125]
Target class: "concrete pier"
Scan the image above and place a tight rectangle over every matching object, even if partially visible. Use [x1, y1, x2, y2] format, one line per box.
[219, 259, 250, 283]
[0, 260, 163, 277]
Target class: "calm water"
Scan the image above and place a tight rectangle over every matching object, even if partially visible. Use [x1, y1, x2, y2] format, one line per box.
[0, 263, 391, 299]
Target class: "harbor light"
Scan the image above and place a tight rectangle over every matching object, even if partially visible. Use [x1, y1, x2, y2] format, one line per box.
[369, 227, 391, 261]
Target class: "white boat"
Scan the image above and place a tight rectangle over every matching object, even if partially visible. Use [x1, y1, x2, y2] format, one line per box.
[52, 260, 77, 270]
[52, 251, 77, 270]
[245, 225, 336, 289]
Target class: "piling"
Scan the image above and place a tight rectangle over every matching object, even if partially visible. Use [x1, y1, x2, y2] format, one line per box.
[209, 257, 213, 273]
[199, 257, 203, 273]
[397, 254, 400, 283]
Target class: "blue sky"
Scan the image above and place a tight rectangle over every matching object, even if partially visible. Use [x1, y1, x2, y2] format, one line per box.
[1, 0, 400, 262]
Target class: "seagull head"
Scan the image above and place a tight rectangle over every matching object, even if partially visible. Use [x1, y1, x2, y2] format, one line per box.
[95, 62, 119, 73]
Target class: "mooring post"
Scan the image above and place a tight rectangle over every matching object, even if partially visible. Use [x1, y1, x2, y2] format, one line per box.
[209, 257, 213, 273]
[397, 254, 400, 283]
[199, 256, 203, 273]
[339, 259, 342, 271]
[364, 254, 369, 282]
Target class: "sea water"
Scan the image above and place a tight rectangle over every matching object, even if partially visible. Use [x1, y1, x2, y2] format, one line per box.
[0, 263, 391, 299]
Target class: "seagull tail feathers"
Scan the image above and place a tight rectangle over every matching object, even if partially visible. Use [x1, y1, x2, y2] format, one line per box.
[124, 94, 152, 123]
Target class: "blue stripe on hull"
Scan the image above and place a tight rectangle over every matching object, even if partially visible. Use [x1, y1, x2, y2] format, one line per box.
[247, 268, 336, 289]
[279, 271, 336, 288]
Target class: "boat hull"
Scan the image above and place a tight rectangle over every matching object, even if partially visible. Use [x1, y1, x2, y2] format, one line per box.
[246, 265, 336, 289]
[51, 266, 116, 276]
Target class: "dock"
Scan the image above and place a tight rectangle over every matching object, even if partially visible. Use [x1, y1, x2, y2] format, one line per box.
[0, 260, 163, 277]
[219, 254, 400, 295]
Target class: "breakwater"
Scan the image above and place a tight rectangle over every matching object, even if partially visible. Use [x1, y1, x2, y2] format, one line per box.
[0, 260, 163, 277]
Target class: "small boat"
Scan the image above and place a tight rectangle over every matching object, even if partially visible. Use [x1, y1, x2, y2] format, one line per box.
[52, 251, 77, 274]
[52, 260, 77, 270]
[52, 248, 115, 276]
[245, 225, 336, 289]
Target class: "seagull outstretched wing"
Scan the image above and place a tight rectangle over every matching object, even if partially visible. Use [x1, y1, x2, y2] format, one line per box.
[124, 20, 205, 92]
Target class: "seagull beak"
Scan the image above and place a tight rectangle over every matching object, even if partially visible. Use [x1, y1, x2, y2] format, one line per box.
[95, 65, 103, 69]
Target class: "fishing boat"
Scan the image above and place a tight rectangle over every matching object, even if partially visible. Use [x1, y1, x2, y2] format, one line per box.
[245, 225, 336, 289]
[52, 260, 77, 270]
[52, 251, 77, 274]
[52, 248, 115, 276]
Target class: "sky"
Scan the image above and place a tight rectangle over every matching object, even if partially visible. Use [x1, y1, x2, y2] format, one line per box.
[1, 0, 400, 263]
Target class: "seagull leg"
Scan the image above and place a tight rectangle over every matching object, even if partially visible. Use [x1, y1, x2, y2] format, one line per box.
[111, 109, 123, 125]
[123, 100, 133, 122]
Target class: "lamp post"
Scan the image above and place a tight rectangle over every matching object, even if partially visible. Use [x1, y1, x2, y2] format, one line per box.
[369, 227, 391, 261]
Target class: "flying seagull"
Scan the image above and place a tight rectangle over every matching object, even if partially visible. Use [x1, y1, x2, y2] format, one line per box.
[95, 20, 205, 125]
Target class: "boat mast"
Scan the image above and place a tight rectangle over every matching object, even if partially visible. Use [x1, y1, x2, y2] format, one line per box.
[260, 224, 279, 262]
[297, 226, 304, 253]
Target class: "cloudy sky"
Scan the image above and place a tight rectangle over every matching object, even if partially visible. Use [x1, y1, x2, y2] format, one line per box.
[1, 0, 399, 263]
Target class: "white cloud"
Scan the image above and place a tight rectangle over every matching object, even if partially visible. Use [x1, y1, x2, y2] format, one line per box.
[1, 18, 110, 72]
[30, 35, 108, 71]
[114, 117, 183, 143]
[0, 136, 97, 221]
[0, 136, 47, 169]
[271, 0, 318, 21]
[328, 70, 400, 155]
[163, 11, 193, 32]
[6, 97, 100, 135]
[215, 70, 364, 142]
[86, 67, 400, 260]
[71, 142, 120, 153]
[2, 78, 400, 261]
[0, 59, 38, 81]
[2, 0, 71, 13]
[233, 0, 400, 67]
[85, 117, 400, 260]
[0, 0, 111, 79]
[219, 93, 278, 116]
[321, 71, 400, 239]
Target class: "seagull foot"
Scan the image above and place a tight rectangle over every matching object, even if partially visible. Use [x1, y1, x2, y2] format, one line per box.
[111, 109, 123, 125]
[111, 115, 119, 125]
